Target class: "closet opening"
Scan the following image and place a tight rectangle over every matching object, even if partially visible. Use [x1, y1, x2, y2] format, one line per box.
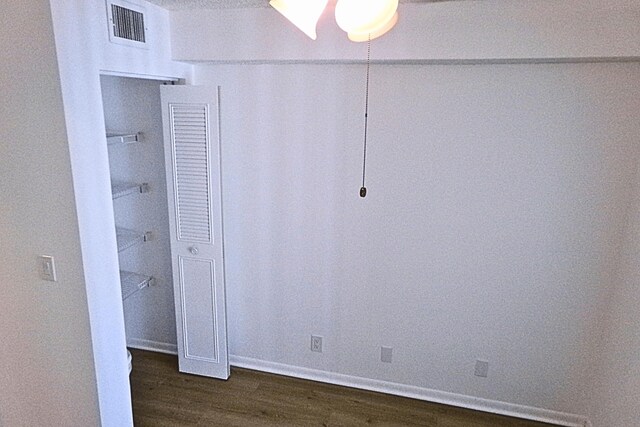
[100, 75, 178, 369]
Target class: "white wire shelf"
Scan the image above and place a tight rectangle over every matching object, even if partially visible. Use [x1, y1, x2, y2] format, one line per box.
[107, 132, 141, 146]
[120, 271, 154, 300]
[111, 180, 149, 199]
[116, 227, 151, 253]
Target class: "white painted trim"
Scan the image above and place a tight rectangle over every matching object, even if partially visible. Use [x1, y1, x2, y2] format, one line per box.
[183, 57, 640, 66]
[99, 69, 181, 81]
[229, 355, 590, 427]
[127, 338, 177, 355]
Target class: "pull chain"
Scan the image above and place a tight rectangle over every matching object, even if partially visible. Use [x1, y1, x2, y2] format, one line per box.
[360, 36, 371, 198]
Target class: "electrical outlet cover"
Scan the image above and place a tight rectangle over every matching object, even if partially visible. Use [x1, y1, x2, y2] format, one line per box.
[311, 335, 323, 353]
[475, 360, 489, 378]
[381, 346, 393, 363]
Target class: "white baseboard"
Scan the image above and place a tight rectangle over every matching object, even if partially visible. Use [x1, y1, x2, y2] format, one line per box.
[127, 338, 177, 355]
[230, 355, 590, 427]
[123, 340, 590, 427]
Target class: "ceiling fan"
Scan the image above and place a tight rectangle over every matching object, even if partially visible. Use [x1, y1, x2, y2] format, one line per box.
[269, 0, 399, 42]
[268, 0, 404, 198]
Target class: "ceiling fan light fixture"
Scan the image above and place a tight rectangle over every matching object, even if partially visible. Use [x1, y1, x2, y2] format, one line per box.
[269, 0, 329, 40]
[347, 11, 398, 42]
[335, 0, 399, 42]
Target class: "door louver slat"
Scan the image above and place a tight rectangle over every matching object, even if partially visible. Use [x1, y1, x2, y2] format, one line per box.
[170, 104, 212, 243]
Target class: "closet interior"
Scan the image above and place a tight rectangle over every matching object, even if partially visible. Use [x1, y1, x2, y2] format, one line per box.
[100, 75, 177, 364]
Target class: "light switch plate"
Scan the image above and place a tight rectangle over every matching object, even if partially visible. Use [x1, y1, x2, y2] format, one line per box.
[39, 255, 57, 282]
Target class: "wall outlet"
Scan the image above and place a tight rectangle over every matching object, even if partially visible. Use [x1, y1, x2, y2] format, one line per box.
[311, 335, 323, 353]
[381, 346, 393, 363]
[475, 359, 489, 378]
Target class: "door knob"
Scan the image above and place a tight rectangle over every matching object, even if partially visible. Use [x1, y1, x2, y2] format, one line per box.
[189, 246, 199, 255]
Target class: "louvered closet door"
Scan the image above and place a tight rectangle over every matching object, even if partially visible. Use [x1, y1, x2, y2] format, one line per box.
[161, 86, 229, 379]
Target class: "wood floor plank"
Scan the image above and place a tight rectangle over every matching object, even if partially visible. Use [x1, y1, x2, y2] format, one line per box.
[129, 349, 558, 427]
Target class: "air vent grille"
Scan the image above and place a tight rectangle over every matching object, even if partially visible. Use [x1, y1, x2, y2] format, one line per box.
[111, 4, 145, 43]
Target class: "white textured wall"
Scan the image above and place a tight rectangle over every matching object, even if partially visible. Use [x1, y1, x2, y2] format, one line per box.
[0, 1, 100, 425]
[194, 62, 640, 423]
[590, 158, 640, 426]
[171, 0, 640, 63]
[172, 3, 640, 423]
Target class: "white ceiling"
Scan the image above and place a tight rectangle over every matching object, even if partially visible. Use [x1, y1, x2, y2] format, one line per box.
[145, 0, 449, 10]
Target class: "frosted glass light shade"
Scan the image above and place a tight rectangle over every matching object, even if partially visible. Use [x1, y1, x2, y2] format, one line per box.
[269, 0, 330, 40]
[335, 0, 399, 42]
[347, 12, 397, 42]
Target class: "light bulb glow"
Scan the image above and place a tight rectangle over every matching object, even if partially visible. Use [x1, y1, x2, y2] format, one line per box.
[335, 0, 399, 41]
[269, 0, 329, 40]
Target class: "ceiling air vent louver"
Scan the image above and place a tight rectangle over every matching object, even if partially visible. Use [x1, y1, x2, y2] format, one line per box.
[106, 0, 148, 49]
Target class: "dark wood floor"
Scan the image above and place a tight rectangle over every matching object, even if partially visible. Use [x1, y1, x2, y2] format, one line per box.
[129, 349, 557, 427]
